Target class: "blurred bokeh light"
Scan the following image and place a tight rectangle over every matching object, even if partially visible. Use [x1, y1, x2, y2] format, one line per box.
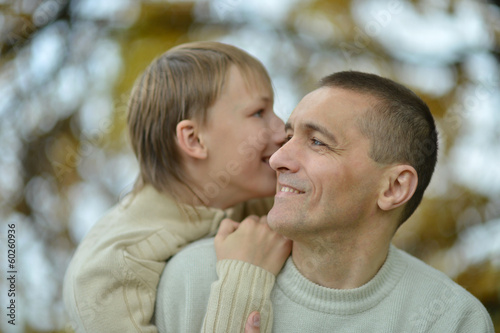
[1, 0, 499, 332]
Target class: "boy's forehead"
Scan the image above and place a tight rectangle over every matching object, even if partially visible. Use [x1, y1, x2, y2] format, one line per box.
[230, 63, 272, 90]
[218, 65, 272, 101]
[243, 72, 273, 98]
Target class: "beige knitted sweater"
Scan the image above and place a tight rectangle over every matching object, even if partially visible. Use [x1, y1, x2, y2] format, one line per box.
[63, 185, 272, 333]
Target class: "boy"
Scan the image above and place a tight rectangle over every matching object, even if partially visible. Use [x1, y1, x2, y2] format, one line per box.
[63, 41, 290, 333]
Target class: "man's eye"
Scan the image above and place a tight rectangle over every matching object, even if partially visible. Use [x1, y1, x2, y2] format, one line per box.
[311, 138, 324, 146]
[285, 135, 293, 142]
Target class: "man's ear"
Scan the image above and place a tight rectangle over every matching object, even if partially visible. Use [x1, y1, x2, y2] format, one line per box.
[176, 120, 207, 160]
[378, 165, 418, 211]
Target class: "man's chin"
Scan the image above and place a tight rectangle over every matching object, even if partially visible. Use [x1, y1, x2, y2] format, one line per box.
[266, 208, 280, 228]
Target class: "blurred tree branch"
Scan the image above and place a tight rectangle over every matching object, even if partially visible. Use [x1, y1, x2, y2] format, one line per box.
[0, 0, 70, 57]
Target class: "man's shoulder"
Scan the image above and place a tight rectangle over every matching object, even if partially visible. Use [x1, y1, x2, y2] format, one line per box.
[156, 239, 217, 333]
[396, 247, 472, 295]
[167, 237, 217, 266]
[396, 247, 462, 290]
[395, 247, 451, 281]
[394, 246, 492, 325]
[159, 237, 217, 295]
[176, 237, 216, 254]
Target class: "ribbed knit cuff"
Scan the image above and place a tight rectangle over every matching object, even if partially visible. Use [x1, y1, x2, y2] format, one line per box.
[202, 260, 276, 333]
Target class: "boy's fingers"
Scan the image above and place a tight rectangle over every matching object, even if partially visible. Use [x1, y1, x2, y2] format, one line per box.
[242, 215, 260, 224]
[216, 219, 239, 239]
[244, 311, 260, 333]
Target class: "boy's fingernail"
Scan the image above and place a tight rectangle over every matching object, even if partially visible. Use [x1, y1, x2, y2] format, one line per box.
[253, 313, 260, 328]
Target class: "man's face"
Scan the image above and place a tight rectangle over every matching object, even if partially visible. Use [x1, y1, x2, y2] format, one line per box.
[267, 87, 386, 240]
[201, 65, 285, 206]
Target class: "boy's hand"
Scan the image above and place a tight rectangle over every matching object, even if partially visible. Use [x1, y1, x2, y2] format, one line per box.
[215, 216, 292, 276]
[245, 311, 260, 333]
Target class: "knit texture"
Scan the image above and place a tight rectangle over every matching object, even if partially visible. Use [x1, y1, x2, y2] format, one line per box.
[63, 185, 273, 333]
[155, 237, 495, 333]
[203, 260, 275, 332]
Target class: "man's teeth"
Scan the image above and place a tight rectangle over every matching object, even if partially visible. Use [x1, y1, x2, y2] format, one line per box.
[281, 186, 301, 194]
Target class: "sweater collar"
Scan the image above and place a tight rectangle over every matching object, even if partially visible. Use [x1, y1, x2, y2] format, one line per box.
[276, 245, 407, 315]
[123, 185, 245, 231]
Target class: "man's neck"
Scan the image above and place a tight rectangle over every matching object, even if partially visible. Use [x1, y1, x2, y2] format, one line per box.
[291, 229, 392, 290]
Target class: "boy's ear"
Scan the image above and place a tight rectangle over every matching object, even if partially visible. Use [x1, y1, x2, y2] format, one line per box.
[378, 165, 418, 211]
[176, 120, 208, 160]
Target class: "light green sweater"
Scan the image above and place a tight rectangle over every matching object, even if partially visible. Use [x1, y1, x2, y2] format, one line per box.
[155, 237, 494, 333]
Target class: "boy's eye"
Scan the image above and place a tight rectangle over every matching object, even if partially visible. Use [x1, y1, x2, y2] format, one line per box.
[281, 134, 292, 147]
[252, 109, 264, 118]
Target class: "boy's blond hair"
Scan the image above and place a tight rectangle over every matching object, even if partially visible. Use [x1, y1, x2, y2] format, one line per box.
[127, 41, 273, 202]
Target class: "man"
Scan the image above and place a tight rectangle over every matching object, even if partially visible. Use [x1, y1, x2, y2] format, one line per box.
[155, 71, 494, 332]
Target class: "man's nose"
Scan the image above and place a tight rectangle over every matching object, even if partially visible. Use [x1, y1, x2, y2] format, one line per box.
[268, 113, 286, 147]
[269, 137, 299, 173]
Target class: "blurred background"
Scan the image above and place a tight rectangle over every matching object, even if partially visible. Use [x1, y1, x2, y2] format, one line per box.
[0, 0, 499, 332]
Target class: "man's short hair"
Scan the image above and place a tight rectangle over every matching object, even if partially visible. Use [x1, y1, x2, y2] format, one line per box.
[319, 71, 438, 224]
[127, 41, 273, 201]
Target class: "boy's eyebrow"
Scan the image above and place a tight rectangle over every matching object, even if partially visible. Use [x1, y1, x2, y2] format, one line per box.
[250, 96, 272, 107]
[285, 121, 337, 144]
[260, 96, 274, 106]
[243, 96, 272, 111]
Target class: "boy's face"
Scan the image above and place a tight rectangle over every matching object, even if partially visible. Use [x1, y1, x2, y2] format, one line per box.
[201, 65, 285, 208]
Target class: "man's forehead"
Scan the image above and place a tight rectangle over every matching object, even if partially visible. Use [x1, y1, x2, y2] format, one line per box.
[291, 87, 373, 119]
[287, 89, 327, 121]
[286, 87, 374, 142]
[287, 88, 341, 127]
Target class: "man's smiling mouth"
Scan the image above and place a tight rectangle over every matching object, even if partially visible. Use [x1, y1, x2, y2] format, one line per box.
[280, 186, 304, 194]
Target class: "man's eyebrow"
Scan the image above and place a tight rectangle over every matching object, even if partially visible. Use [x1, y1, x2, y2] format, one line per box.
[285, 121, 338, 144]
[304, 122, 338, 144]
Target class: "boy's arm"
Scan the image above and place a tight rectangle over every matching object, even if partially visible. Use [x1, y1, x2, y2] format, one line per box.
[64, 225, 208, 333]
[202, 217, 292, 333]
[202, 259, 275, 333]
[64, 250, 163, 333]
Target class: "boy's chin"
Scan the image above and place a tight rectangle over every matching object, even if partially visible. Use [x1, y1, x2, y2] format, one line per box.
[243, 187, 275, 200]
[256, 187, 278, 198]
